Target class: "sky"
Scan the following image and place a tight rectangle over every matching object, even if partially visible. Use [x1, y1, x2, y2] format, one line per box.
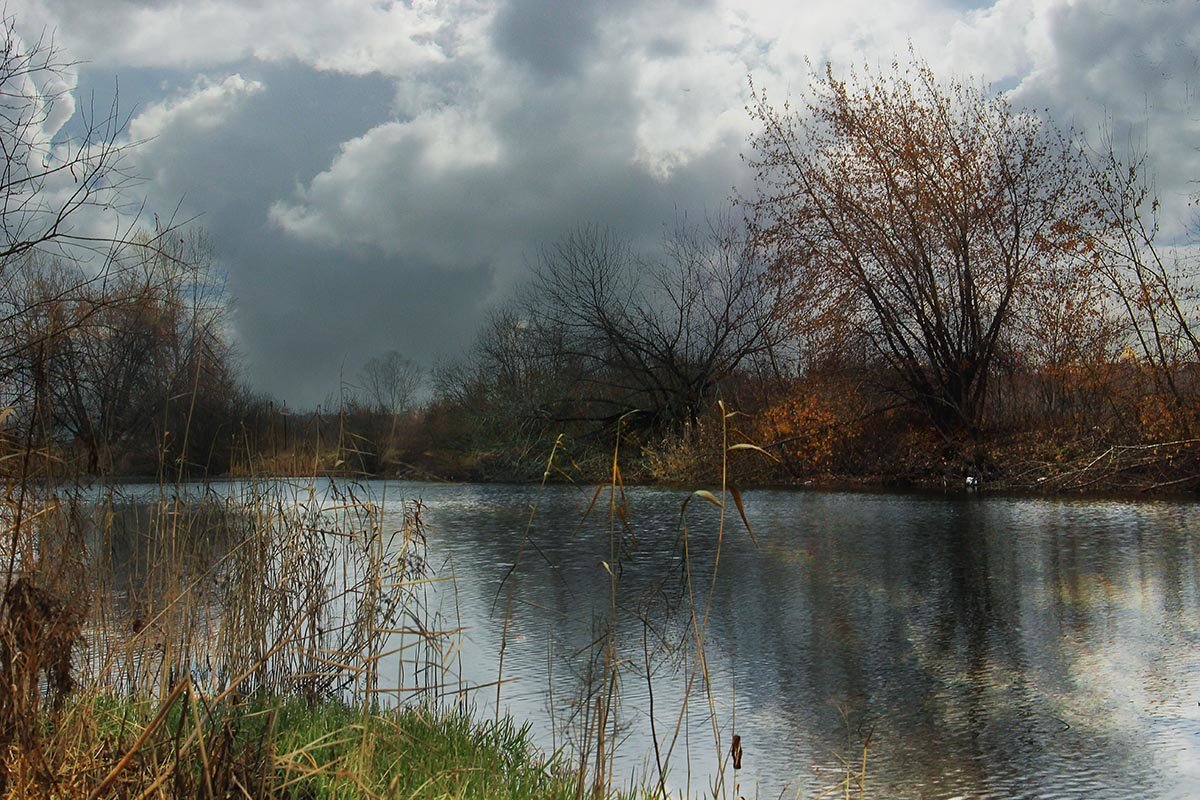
[9, 0, 1200, 407]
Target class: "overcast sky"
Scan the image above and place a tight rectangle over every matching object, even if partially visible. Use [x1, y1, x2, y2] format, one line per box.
[11, 0, 1200, 407]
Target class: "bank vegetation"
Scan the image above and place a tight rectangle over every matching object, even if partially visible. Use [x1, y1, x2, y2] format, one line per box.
[339, 58, 1200, 495]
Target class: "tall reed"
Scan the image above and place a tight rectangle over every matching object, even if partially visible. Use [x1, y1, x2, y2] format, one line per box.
[0, 466, 450, 796]
[489, 403, 770, 800]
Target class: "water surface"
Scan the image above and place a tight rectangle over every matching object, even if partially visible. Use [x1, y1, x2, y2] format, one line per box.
[105, 480, 1200, 799]
[396, 483, 1200, 800]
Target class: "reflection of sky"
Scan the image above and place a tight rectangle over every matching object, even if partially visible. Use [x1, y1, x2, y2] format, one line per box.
[104, 480, 1200, 799]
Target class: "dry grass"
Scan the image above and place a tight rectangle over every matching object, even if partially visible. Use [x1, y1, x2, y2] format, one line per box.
[0, 470, 454, 798]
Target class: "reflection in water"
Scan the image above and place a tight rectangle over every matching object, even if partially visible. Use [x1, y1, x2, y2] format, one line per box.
[378, 484, 1200, 800]
[104, 481, 1200, 799]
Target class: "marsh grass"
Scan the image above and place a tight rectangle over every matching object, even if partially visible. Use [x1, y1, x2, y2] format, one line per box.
[0, 462, 464, 797]
[6, 692, 598, 800]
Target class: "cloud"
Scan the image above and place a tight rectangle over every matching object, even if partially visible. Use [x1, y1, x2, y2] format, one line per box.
[101, 66, 505, 404]
[24, 0, 457, 75]
[120, 74, 266, 228]
[269, 106, 505, 254]
[130, 74, 264, 141]
[265, 0, 980, 271]
[490, 0, 605, 79]
[949, 0, 1200, 236]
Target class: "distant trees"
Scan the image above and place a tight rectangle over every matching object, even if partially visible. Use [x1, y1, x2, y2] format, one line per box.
[4, 232, 244, 474]
[359, 351, 422, 417]
[431, 215, 785, 472]
[524, 218, 784, 435]
[747, 58, 1101, 435]
[325, 351, 424, 472]
[429, 307, 585, 473]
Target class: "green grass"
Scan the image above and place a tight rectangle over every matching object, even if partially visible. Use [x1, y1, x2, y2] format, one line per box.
[21, 692, 629, 799]
[265, 701, 579, 800]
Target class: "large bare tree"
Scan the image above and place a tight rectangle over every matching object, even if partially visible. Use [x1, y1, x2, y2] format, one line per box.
[524, 215, 784, 435]
[747, 57, 1100, 434]
[0, 12, 192, 460]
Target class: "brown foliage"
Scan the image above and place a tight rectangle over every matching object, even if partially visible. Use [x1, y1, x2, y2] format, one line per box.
[756, 378, 864, 475]
[747, 55, 1102, 435]
[0, 575, 87, 753]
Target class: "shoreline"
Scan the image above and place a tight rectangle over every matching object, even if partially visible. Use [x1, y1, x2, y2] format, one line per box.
[75, 466, 1200, 503]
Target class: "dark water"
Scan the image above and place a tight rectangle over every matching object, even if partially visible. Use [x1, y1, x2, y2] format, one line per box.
[379, 482, 1200, 800]
[109, 480, 1200, 799]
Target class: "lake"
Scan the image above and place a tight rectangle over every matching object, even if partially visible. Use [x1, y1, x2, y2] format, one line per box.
[102, 480, 1200, 799]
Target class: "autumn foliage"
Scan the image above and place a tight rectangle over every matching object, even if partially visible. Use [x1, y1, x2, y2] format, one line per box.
[747, 56, 1102, 436]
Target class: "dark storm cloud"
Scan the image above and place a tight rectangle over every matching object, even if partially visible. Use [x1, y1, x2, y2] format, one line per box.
[263, 50, 749, 404]
[268, 30, 750, 293]
[491, 0, 603, 78]
[106, 43, 745, 408]
[229, 235, 497, 408]
[104, 64, 505, 406]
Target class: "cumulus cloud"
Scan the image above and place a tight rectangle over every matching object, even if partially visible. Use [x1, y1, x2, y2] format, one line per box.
[269, 106, 505, 254]
[130, 74, 264, 141]
[261, 0, 989, 272]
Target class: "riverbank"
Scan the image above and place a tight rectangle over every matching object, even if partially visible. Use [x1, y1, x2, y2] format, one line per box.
[215, 430, 1200, 500]
[0, 478, 670, 799]
[19, 379, 1199, 498]
[8, 692, 615, 800]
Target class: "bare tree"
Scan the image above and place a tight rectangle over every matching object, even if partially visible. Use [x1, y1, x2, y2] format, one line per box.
[11, 231, 238, 473]
[359, 351, 422, 417]
[525, 214, 784, 435]
[0, 13, 138, 266]
[1087, 140, 1200, 433]
[429, 307, 579, 469]
[747, 56, 1100, 435]
[0, 11, 185, 463]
